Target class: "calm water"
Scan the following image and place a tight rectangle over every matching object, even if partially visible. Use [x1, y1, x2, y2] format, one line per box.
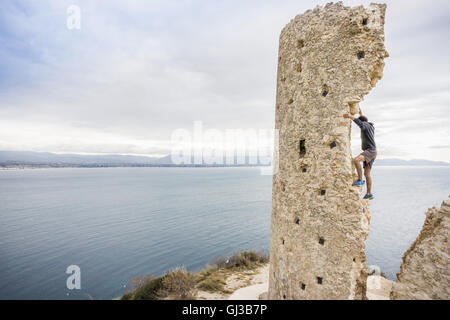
[0, 166, 449, 299]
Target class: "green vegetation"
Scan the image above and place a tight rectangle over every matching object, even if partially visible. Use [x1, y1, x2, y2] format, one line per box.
[133, 276, 167, 300]
[197, 276, 229, 293]
[221, 250, 269, 270]
[120, 250, 269, 300]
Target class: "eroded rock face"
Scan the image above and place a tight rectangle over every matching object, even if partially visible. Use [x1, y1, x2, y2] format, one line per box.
[391, 198, 450, 300]
[268, 2, 388, 300]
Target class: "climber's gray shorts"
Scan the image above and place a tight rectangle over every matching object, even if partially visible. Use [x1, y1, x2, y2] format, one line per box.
[361, 149, 377, 169]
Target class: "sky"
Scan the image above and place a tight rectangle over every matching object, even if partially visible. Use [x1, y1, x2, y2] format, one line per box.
[0, 0, 449, 161]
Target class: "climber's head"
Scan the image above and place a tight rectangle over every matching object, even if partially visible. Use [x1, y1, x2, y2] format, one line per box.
[359, 116, 368, 122]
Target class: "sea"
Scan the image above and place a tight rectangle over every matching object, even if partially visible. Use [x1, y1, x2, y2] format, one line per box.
[0, 166, 449, 299]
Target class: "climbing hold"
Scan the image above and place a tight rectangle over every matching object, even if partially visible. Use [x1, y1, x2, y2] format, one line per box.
[330, 141, 337, 149]
[317, 277, 323, 285]
[299, 140, 306, 157]
[322, 85, 330, 97]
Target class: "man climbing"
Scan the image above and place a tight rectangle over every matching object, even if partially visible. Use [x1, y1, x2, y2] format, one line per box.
[343, 108, 377, 200]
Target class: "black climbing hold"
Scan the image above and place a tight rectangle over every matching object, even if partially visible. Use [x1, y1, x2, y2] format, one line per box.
[283, 294, 287, 299]
[357, 51, 365, 60]
[330, 141, 337, 149]
[299, 140, 306, 157]
[317, 277, 323, 285]
[319, 237, 325, 245]
[321, 189, 326, 196]
[302, 167, 307, 173]
[322, 85, 330, 97]
[301, 283, 306, 290]
[295, 218, 300, 225]
[362, 18, 368, 25]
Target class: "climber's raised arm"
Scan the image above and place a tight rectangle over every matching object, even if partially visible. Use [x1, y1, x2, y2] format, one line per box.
[343, 112, 355, 120]
[344, 112, 365, 129]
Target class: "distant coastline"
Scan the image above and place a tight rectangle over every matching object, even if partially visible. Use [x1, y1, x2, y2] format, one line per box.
[0, 164, 265, 170]
[2, 163, 450, 170]
[1, 150, 449, 169]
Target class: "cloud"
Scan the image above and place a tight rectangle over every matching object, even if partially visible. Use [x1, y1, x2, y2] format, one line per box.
[0, 0, 449, 160]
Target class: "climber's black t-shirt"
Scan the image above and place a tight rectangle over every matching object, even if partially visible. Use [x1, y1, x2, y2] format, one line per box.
[353, 118, 376, 151]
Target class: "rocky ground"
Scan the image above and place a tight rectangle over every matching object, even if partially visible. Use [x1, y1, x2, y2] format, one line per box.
[196, 263, 394, 300]
[196, 264, 270, 300]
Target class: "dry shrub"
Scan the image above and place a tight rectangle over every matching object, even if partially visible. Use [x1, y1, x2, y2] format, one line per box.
[224, 250, 269, 270]
[161, 267, 197, 299]
[210, 256, 227, 269]
[132, 276, 167, 300]
[125, 274, 156, 295]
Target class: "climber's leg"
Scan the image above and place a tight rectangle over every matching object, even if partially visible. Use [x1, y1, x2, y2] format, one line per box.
[361, 149, 377, 199]
[364, 166, 372, 195]
[353, 155, 365, 181]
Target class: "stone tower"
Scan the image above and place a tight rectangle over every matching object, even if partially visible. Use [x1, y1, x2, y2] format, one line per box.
[268, 3, 389, 300]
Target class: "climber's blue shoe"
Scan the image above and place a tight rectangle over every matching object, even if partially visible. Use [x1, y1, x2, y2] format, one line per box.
[352, 179, 365, 186]
[363, 194, 374, 200]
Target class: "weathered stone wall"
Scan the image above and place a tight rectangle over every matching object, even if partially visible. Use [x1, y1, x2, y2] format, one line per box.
[268, 2, 389, 300]
[391, 198, 450, 300]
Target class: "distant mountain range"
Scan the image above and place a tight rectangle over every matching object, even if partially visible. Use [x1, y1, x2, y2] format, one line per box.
[0, 150, 170, 166]
[0, 150, 449, 167]
[375, 159, 450, 166]
[0, 150, 258, 167]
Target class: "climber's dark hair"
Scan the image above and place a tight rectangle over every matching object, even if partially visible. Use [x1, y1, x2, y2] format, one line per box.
[359, 116, 368, 122]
